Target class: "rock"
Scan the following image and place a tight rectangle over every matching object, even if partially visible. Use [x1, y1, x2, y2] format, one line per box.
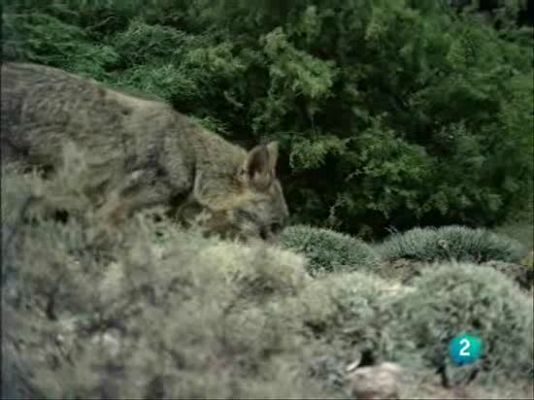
[345, 362, 402, 399]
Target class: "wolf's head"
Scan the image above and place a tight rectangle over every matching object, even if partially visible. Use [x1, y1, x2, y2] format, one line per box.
[178, 141, 289, 243]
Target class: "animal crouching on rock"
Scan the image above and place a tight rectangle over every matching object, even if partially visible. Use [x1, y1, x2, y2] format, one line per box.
[1, 62, 289, 242]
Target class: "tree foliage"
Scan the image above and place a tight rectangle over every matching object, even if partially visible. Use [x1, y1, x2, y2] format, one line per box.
[2, 0, 532, 238]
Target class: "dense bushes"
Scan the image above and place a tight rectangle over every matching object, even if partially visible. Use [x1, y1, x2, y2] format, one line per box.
[377, 225, 526, 263]
[279, 225, 380, 275]
[2, 0, 532, 238]
[3, 148, 533, 398]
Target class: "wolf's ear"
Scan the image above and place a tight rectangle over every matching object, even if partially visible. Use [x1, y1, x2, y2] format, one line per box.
[239, 141, 279, 190]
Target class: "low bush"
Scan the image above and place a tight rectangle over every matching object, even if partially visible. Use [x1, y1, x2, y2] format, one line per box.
[296, 272, 414, 362]
[377, 225, 526, 264]
[279, 225, 380, 276]
[394, 262, 533, 383]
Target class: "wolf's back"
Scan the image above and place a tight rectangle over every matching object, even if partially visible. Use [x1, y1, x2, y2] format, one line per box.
[1, 62, 37, 161]
[1, 62, 89, 128]
[0, 62, 134, 166]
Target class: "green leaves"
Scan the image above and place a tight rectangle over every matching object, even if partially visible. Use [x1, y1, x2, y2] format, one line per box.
[3, 0, 532, 237]
[2, 12, 119, 78]
[263, 27, 337, 100]
[290, 135, 347, 170]
[112, 18, 187, 67]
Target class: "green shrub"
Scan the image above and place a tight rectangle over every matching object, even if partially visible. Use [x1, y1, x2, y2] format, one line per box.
[112, 18, 187, 67]
[2, 12, 119, 79]
[377, 225, 526, 264]
[110, 62, 200, 103]
[279, 225, 380, 275]
[394, 262, 533, 383]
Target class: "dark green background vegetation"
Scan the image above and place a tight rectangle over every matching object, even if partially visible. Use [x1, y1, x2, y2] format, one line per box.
[2, 0, 533, 239]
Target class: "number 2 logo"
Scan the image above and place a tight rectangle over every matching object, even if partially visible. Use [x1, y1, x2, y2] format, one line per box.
[449, 334, 482, 366]
[459, 338, 471, 357]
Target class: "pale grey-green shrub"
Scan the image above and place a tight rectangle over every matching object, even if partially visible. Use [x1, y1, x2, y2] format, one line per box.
[378, 225, 526, 264]
[3, 149, 532, 399]
[1, 158, 335, 399]
[394, 262, 533, 383]
[279, 225, 380, 275]
[286, 271, 427, 396]
[295, 272, 421, 368]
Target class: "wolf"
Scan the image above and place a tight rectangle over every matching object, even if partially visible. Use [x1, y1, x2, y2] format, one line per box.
[1, 62, 289, 242]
